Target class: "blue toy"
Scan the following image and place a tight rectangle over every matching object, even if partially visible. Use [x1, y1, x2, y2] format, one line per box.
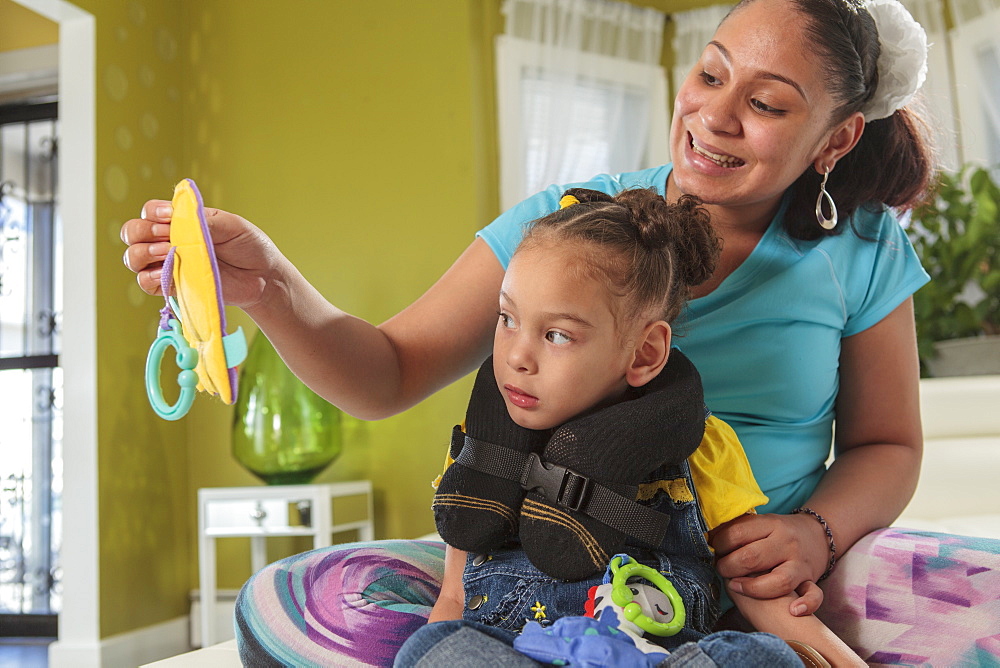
[513, 554, 685, 666]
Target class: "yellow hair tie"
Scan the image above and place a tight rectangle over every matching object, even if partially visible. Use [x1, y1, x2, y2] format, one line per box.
[559, 194, 580, 209]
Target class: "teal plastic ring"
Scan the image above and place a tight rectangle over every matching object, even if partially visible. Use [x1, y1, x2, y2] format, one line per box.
[145, 319, 199, 421]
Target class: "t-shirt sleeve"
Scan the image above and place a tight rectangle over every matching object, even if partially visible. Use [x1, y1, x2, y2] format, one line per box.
[475, 173, 634, 269]
[475, 184, 564, 270]
[842, 208, 930, 337]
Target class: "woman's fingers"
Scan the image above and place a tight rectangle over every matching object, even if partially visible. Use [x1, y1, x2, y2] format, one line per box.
[790, 580, 825, 617]
[139, 199, 173, 223]
[135, 262, 166, 296]
[726, 559, 808, 600]
[121, 195, 275, 306]
[120, 200, 174, 294]
[711, 514, 785, 579]
[122, 234, 171, 278]
[708, 513, 773, 557]
[715, 511, 835, 602]
[121, 201, 172, 264]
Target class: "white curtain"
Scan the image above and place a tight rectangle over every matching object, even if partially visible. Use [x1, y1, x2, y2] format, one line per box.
[669, 4, 732, 105]
[947, 0, 1000, 170]
[901, 0, 961, 171]
[496, 0, 669, 209]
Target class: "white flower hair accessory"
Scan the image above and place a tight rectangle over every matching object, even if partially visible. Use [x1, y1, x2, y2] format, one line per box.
[862, 0, 928, 122]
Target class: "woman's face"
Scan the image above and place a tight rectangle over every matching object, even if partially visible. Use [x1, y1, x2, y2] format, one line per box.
[669, 0, 840, 215]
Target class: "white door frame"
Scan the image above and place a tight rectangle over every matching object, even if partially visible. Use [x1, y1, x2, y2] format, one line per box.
[10, 1, 97, 666]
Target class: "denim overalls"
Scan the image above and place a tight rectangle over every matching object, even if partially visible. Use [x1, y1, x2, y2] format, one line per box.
[459, 457, 721, 651]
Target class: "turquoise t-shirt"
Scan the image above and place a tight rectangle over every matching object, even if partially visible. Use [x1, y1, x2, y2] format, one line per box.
[477, 164, 929, 514]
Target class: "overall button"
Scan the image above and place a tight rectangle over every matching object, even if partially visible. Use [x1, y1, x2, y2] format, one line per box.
[467, 594, 487, 610]
[710, 581, 720, 600]
[471, 553, 489, 567]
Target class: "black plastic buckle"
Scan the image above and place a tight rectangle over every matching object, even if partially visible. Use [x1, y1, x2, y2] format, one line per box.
[520, 453, 592, 511]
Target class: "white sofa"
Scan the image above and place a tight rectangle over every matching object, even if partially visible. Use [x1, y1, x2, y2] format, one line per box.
[893, 374, 1000, 539]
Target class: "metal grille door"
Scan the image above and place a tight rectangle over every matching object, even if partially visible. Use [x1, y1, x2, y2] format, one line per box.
[0, 101, 61, 623]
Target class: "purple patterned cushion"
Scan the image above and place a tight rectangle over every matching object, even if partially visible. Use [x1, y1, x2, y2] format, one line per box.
[818, 528, 1000, 667]
[235, 530, 1000, 666]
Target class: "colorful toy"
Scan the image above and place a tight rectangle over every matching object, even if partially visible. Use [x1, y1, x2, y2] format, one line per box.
[513, 554, 685, 666]
[145, 179, 247, 420]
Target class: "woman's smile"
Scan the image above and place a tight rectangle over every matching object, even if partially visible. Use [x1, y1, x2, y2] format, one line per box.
[689, 133, 745, 168]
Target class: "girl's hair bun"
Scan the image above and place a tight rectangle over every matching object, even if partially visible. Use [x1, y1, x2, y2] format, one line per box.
[612, 189, 719, 288]
[532, 186, 721, 324]
[560, 187, 616, 206]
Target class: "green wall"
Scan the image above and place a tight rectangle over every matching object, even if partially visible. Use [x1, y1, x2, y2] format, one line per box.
[0, 0, 58, 52]
[9, 0, 713, 640]
[69, 0, 491, 638]
[175, 0, 488, 592]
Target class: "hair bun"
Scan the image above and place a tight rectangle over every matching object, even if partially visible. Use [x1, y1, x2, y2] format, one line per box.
[616, 190, 720, 287]
[560, 187, 616, 206]
[668, 195, 720, 288]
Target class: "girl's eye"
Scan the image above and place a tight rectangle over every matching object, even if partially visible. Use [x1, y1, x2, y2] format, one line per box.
[546, 331, 572, 345]
[751, 98, 784, 115]
[498, 311, 515, 328]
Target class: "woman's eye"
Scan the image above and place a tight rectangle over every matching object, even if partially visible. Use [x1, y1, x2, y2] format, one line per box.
[699, 70, 722, 86]
[751, 98, 784, 114]
[546, 331, 572, 345]
[498, 311, 515, 328]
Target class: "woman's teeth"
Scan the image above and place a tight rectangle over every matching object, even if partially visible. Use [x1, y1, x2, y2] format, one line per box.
[691, 141, 744, 167]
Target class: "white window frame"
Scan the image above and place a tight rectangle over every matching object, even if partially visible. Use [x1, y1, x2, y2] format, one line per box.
[495, 34, 669, 211]
[949, 9, 1000, 168]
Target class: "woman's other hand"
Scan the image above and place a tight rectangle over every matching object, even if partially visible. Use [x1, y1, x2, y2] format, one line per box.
[710, 512, 830, 616]
[120, 199, 279, 309]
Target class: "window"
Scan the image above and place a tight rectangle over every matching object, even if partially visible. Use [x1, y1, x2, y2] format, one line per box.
[949, 4, 1000, 171]
[495, 0, 669, 210]
[0, 101, 62, 621]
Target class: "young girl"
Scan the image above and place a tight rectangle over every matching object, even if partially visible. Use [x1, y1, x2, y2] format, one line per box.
[396, 188, 863, 667]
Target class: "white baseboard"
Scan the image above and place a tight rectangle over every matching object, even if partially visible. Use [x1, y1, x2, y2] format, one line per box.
[47, 640, 102, 668]
[189, 589, 239, 648]
[48, 589, 242, 667]
[49, 616, 190, 668]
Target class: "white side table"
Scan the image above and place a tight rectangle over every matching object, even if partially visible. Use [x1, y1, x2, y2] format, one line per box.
[197, 481, 374, 647]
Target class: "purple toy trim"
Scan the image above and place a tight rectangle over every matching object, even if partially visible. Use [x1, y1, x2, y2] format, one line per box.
[158, 247, 177, 329]
[184, 179, 239, 393]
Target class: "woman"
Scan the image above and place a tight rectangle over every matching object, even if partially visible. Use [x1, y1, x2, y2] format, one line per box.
[122, 0, 979, 665]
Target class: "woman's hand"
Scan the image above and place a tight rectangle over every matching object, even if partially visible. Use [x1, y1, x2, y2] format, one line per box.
[120, 199, 280, 309]
[710, 512, 831, 616]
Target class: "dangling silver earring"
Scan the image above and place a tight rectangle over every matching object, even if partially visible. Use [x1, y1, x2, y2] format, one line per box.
[815, 166, 838, 231]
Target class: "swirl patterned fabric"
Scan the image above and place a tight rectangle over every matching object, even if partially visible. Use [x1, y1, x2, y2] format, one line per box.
[235, 539, 445, 667]
[235, 530, 1000, 667]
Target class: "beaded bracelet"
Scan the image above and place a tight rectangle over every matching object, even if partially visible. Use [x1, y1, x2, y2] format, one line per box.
[792, 506, 837, 582]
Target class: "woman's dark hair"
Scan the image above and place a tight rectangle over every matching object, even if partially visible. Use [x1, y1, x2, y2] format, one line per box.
[518, 187, 721, 327]
[728, 0, 936, 240]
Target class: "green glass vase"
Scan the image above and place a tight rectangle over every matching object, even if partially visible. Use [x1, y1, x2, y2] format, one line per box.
[232, 333, 342, 485]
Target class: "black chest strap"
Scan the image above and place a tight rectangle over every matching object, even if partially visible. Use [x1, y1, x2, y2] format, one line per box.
[451, 427, 670, 547]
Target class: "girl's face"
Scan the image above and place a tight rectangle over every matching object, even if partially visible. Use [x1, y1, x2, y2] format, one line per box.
[493, 242, 641, 431]
[669, 0, 840, 216]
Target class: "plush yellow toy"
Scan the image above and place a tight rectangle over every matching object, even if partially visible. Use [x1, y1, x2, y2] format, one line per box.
[145, 179, 246, 420]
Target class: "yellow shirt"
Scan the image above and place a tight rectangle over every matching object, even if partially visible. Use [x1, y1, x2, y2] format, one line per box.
[637, 415, 767, 532]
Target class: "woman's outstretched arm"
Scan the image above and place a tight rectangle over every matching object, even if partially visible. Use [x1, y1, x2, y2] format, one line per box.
[122, 201, 505, 420]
